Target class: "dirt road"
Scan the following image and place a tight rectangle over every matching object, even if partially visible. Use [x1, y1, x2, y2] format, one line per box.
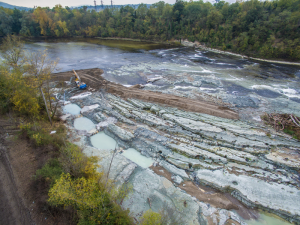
[0, 121, 32, 225]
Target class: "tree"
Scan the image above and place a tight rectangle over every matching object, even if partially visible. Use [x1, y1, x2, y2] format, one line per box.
[23, 50, 58, 125]
[0, 8, 13, 36]
[0, 35, 24, 68]
[12, 8, 23, 34]
[0, 35, 59, 121]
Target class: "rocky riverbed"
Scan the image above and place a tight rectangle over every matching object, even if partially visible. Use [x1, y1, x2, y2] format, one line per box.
[57, 82, 300, 225]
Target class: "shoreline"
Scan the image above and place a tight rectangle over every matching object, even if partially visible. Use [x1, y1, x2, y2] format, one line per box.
[179, 39, 300, 66]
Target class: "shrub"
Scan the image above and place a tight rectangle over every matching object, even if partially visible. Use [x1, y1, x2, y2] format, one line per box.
[35, 159, 63, 186]
[20, 122, 66, 148]
[48, 173, 133, 225]
[140, 209, 162, 225]
[59, 143, 101, 179]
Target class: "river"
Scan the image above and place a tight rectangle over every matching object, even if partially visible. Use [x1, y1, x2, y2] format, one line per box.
[24, 37, 300, 121]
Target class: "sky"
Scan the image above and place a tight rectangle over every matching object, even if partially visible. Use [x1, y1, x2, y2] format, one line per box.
[1, 0, 230, 8]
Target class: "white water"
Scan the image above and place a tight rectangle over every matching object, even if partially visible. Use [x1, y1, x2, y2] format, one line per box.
[63, 104, 81, 115]
[90, 132, 117, 150]
[74, 117, 95, 131]
[122, 148, 153, 168]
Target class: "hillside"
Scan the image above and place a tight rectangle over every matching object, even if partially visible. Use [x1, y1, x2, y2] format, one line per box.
[0, 1, 31, 10]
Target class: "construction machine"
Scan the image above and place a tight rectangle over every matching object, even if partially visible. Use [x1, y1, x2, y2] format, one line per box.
[73, 69, 87, 89]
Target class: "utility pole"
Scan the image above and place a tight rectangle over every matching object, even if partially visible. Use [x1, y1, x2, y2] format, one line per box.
[94, 0, 97, 10]
[101, 0, 104, 8]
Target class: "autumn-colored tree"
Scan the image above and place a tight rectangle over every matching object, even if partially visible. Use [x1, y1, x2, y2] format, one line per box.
[0, 35, 59, 121]
[48, 143, 133, 225]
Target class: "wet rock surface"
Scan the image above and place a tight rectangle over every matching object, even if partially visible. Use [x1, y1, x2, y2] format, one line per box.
[62, 90, 300, 225]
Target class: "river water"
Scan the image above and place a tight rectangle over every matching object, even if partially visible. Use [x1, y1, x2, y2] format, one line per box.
[23, 38, 300, 120]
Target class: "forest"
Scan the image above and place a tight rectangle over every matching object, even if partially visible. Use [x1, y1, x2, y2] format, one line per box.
[0, 0, 300, 60]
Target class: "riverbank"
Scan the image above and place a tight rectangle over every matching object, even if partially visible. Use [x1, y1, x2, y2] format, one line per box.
[179, 39, 300, 66]
[94, 37, 300, 66]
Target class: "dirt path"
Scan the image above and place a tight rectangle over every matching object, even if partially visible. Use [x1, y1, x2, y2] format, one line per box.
[0, 118, 74, 225]
[52, 68, 239, 120]
[0, 121, 33, 225]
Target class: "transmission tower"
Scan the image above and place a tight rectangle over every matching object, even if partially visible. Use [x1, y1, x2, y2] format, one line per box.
[94, 0, 97, 10]
[101, 0, 104, 8]
[111, 0, 113, 7]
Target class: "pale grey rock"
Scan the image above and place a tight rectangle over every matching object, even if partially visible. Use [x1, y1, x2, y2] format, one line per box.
[60, 113, 71, 121]
[167, 152, 223, 170]
[127, 98, 146, 109]
[104, 109, 135, 125]
[108, 124, 134, 141]
[93, 112, 107, 122]
[195, 169, 300, 217]
[115, 163, 137, 184]
[159, 161, 189, 180]
[150, 105, 160, 113]
[132, 110, 174, 127]
[171, 175, 183, 184]
[168, 143, 227, 164]
[266, 151, 300, 168]
[80, 104, 99, 114]
[122, 169, 202, 225]
[110, 102, 132, 118]
[96, 117, 117, 129]
[163, 114, 223, 133]
[87, 128, 98, 136]
[207, 146, 257, 164]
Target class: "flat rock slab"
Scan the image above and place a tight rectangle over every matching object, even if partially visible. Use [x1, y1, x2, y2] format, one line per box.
[195, 169, 300, 217]
[80, 104, 99, 114]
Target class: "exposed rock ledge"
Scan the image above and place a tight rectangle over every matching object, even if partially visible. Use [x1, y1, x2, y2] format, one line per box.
[61, 89, 300, 225]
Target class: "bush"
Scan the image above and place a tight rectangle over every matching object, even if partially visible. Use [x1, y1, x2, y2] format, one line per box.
[59, 143, 101, 179]
[140, 209, 162, 225]
[48, 173, 133, 225]
[35, 159, 63, 186]
[20, 122, 66, 148]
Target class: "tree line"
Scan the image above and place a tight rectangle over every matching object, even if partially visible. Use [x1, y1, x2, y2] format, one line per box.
[0, 0, 300, 60]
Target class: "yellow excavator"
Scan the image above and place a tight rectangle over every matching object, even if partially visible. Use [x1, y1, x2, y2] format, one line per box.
[73, 69, 87, 89]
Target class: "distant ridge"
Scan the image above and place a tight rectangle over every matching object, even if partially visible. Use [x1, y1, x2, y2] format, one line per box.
[0, 1, 31, 10]
[71, 4, 152, 11]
